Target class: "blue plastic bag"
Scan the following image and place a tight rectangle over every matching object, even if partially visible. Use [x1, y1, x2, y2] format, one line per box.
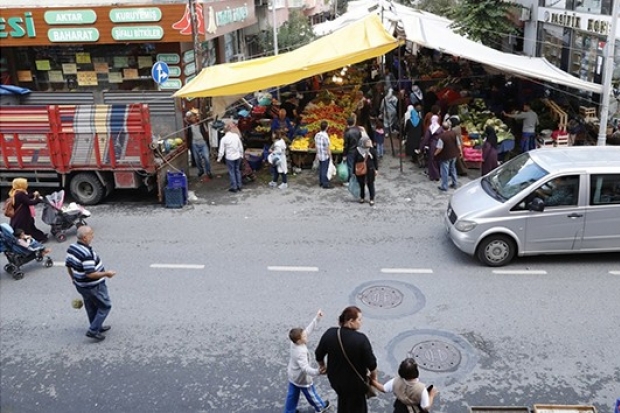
[337, 161, 349, 181]
[348, 175, 360, 198]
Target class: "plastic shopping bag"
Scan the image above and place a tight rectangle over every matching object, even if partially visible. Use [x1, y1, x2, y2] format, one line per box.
[337, 161, 349, 182]
[347, 175, 360, 198]
[327, 160, 337, 181]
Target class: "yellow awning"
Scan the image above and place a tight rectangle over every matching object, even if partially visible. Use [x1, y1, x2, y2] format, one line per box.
[174, 14, 398, 98]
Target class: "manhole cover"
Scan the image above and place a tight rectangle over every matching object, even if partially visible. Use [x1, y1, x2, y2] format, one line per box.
[409, 340, 462, 372]
[358, 286, 404, 309]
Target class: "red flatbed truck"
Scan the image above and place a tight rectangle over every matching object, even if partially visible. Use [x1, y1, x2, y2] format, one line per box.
[0, 103, 188, 205]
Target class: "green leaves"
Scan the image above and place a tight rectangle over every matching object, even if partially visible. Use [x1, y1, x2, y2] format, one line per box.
[260, 10, 316, 54]
[447, 0, 519, 48]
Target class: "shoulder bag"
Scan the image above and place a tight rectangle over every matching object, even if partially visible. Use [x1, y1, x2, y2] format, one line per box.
[355, 154, 368, 176]
[337, 328, 377, 399]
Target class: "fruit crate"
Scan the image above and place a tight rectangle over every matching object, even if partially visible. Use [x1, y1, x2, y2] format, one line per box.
[470, 407, 530, 413]
[533, 405, 597, 413]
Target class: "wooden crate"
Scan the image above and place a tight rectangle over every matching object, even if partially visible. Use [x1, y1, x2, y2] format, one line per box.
[470, 407, 530, 413]
[534, 404, 597, 413]
[579, 106, 598, 121]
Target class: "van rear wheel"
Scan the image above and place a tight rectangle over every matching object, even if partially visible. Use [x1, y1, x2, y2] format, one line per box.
[70, 173, 105, 205]
[477, 235, 516, 267]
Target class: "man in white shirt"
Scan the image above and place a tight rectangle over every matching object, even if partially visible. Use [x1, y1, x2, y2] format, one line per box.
[217, 121, 244, 192]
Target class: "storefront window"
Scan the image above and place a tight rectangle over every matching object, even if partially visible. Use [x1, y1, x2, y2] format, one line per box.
[540, 24, 569, 70]
[11, 43, 169, 92]
[571, 31, 605, 83]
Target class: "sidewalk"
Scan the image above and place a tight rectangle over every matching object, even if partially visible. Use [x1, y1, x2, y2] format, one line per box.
[187, 141, 481, 206]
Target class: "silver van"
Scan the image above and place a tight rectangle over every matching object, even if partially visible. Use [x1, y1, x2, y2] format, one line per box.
[445, 146, 620, 266]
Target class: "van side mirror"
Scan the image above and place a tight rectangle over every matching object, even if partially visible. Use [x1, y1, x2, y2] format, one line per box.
[528, 197, 545, 212]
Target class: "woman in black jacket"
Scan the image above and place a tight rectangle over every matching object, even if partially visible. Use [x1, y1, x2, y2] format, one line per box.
[354, 137, 379, 206]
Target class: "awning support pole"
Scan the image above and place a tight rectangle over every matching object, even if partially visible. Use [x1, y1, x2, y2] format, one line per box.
[597, 0, 619, 146]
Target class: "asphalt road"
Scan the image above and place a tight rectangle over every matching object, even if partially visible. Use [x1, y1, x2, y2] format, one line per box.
[1, 156, 619, 413]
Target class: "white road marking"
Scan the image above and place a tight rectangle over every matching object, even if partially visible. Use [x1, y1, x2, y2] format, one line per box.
[150, 264, 205, 269]
[610, 271, 620, 275]
[53, 261, 65, 267]
[267, 266, 319, 272]
[380, 268, 433, 274]
[492, 269, 547, 275]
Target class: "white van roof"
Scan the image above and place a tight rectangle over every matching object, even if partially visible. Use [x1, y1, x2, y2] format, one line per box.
[530, 147, 620, 172]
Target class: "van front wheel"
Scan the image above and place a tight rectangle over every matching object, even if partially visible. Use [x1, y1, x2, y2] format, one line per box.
[477, 235, 516, 267]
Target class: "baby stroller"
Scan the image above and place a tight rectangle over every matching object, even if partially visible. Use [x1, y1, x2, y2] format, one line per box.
[41, 190, 91, 242]
[0, 223, 53, 280]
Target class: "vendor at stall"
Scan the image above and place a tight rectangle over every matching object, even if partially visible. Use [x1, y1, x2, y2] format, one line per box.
[271, 109, 295, 140]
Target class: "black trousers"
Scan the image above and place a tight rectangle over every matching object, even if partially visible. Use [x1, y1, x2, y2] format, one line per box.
[357, 173, 376, 200]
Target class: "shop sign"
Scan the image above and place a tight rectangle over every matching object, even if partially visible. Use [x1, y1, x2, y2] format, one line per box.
[184, 75, 195, 85]
[48, 28, 99, 42]
[156, 53, 180, 64]
[111, 26, 163, 41]
[0, 12, 36, 38]
[539, 7, 612, 35]
[44, 10, 97, 25]
[158, 78, 182, 90]
[109, 8, 162, 23]
[184, 62, 196, 76]
[168, 66, 181, 77]
[215, 6, 249, 27]
[183, 49, 195, 64]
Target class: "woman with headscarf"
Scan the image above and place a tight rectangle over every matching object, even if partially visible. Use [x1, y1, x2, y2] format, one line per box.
[353, 136, 379, 205]
[481, 125, 499, 176]
[8, 178, 47, 242]
[403, 104, 423, 162]
[419, 115, 442, 181]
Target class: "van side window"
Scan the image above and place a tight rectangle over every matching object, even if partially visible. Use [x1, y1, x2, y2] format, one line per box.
[534, 175, 580, 207]
[590, 174, 620, 205]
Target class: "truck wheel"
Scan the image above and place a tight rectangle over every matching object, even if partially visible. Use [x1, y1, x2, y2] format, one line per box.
[70, 173, 105, 205]
[476, 235, 516, 267]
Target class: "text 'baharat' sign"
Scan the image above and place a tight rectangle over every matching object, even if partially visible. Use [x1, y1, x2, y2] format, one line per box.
[48, 28, 100, 42]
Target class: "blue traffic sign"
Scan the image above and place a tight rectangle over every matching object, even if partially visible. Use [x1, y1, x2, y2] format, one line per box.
[152, 61, 170, 85]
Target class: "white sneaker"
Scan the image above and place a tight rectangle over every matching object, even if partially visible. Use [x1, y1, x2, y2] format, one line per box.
[278, 183, 288, 189]
[268, 181, 277, 188]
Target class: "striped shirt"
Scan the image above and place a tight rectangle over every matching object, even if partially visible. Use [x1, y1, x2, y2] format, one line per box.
[65, 241, 105, 287]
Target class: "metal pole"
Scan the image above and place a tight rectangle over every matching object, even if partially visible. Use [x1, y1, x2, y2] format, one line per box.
[272, 0, 279, 56]
[188, 0, 203, 114]
[272, 0, 280, 101]
[398, 40, 403, 172]
[597, 0, 619, 146]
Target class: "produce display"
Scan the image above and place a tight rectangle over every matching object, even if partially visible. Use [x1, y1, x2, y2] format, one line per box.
[458, 99, 515, 143]
[289, 134, 344, 152]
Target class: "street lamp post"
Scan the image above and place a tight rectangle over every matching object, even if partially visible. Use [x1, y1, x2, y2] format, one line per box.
[597, 0, 619, 146]
[272, 0, 279, 56]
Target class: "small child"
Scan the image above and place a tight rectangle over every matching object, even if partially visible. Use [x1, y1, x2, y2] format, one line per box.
[14, 228, 51, 256]
[374, 119, 385, 158]
[371, 358, 438, 413]
[283, 310, 329, 413]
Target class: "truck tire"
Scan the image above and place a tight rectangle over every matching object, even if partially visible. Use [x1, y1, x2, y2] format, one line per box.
[70, 173, 105, 205]
[476, 234, 516, 267]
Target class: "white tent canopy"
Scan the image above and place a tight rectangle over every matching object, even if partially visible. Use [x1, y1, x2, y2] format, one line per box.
[314, 2, 604, 94]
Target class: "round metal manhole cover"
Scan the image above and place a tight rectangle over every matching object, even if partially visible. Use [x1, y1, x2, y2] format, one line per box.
[358, 286, 404, 309]
[409, 340, 462, 372]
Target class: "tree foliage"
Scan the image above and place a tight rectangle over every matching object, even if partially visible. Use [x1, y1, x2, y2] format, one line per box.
[414, 0, 456, 17]
[447, 0, 519, 49]
[259, 10, 315, 55]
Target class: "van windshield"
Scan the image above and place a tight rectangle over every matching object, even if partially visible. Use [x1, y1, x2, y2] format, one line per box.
[482, 153, 548, 201]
